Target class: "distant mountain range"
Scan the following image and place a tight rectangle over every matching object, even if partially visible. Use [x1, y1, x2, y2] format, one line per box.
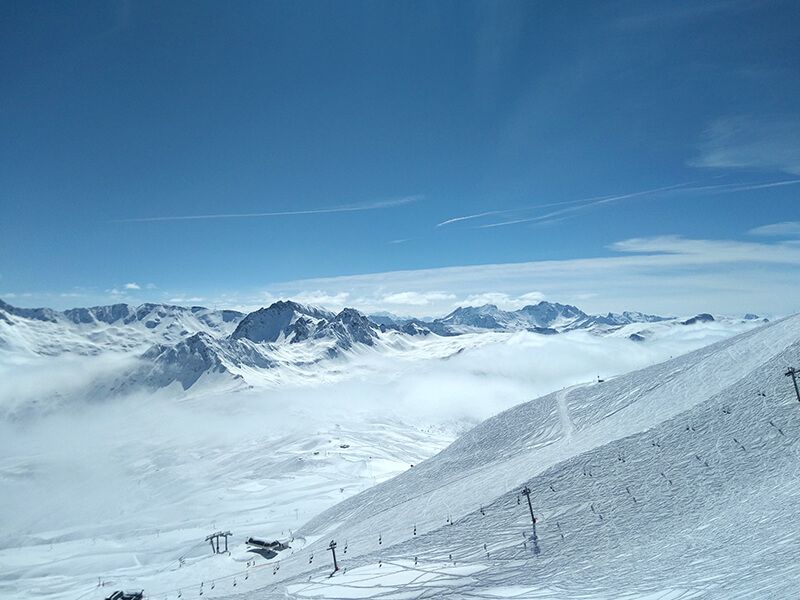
[376, 302, 674, 336]
[0, 298, 765, 395]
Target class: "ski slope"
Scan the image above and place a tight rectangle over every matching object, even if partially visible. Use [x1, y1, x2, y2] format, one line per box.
[256, 314, 800, 598]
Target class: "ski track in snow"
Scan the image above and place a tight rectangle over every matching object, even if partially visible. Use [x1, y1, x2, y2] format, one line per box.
[555, 386, 577, 439]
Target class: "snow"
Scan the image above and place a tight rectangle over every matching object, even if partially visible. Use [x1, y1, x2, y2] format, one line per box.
[0, 403, 452, 600]
[286, 560, 486, 598]
[1, 298, 765, 402]
[230, 301, 334, 344]
[0, 302, 244, 357]
[1, 296, 794, 600]
[264, 314, 800, 598]
[432, 302, 670, 335]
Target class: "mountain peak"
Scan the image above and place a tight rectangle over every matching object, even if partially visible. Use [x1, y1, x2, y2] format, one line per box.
[230, 301, 334, 343]
[313, 307, 379, 348]
[682, 313, 715, 325]
[0, 298, 61, 322]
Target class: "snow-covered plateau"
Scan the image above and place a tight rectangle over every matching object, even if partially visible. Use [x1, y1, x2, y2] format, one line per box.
[1, 298, 795, 599]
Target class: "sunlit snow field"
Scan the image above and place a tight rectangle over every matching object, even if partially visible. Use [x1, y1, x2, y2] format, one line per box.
[0, 321, 764, 600]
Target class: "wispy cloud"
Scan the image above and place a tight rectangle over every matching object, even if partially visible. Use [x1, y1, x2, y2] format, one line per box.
[112, 195, 423, 223]
[680, 179, 800, 193]
[438, 178, 800, 231]
[615, 1, 757, 30]
[475, 182, 693, 229]
[9, 236, 800, 317]
[437, 210, 508, 228]
[124, 282, 140, 290]
[265, 236, 800, 316]
[692, 115, 800, 175]
[381, 291, 456, 306]
[435, 196, 616, 228]
[477, 218, 538, 229]
[259, 290, 351, 311]
[748, 221, 800, 237]
[461, 291, 545, 309]
[608, 235, 800, 264]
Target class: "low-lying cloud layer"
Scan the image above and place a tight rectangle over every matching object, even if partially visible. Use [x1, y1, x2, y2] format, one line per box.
[0, 321, 755, 542]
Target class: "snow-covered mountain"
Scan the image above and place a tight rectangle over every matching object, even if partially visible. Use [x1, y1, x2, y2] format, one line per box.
[316, 308, 380, 348]
[231, 301, 334, 343]
[231, 301, 379, 348]
[135, 305, 383, 390]
[382, 301, 672, 336]
[0, 297, 768, 397]
[0, 299, 244, 356]
[137, 332, 272, 391]
[1, 298, 792, 600]
[262, 313, 800, 598]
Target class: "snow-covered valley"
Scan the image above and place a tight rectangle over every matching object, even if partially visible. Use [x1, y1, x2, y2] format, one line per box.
[0, 298, 792, 599]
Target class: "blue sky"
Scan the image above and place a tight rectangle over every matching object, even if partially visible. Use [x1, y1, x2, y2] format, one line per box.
[2, 0, 799, 316]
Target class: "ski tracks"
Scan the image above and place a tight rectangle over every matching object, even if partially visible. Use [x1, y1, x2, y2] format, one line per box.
[556, 386, 579, 439]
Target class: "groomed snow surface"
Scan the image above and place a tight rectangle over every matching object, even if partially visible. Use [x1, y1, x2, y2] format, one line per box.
[266, 315, 800, 598]
[2, 315, 798, 599]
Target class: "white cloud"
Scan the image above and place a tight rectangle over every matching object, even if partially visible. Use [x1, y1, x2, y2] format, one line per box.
[692, 115, 800, 175]
[608, 235, 800, 264]
[461, 291, 545, 309]
[21, 237, 799, 318]
[257, 290, 351, 312]
[293, 291, 350, 308]
[514, 291, 547, 305]
[462, 292, 512, 307]
[265, 236, 800, 317]
[124, 282, 140, 290]
[748, 221, 800, 237]
[382, 291, 457, 306]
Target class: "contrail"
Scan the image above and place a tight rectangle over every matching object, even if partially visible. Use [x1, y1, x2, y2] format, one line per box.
[436, 210, 507, 227]
[112, 195, 422, 223]
[442, 178, 800, 231]
[476, 182, 694, 229]
[435, 196, 620, 228]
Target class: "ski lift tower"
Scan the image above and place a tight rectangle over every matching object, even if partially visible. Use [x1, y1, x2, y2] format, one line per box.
[328, 540, 339, 573]
[206, 531, 232, 554]
[521, 486, 536, 528]
[787, 367, 800, 402]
